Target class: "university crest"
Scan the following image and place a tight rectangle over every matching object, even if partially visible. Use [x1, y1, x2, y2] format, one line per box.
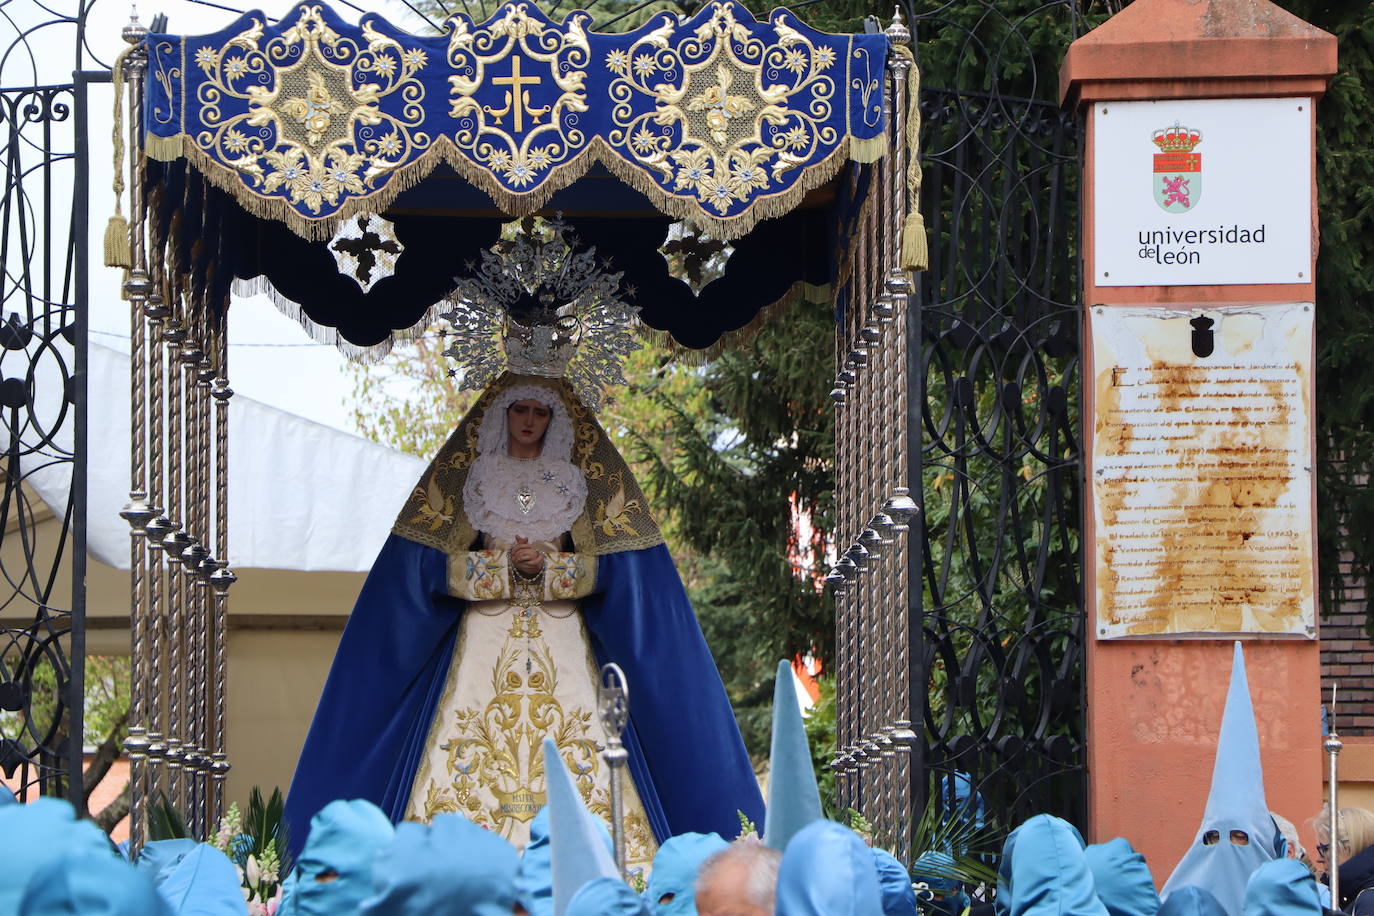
[1151, 122, 1201, 213]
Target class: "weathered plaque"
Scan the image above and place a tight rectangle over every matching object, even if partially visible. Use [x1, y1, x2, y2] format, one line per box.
[1090, 303, 1314, 638]
[1093, 98, 1311, 287]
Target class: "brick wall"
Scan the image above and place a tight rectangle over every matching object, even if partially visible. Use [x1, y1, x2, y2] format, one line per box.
[1321, 555, 1374, 735]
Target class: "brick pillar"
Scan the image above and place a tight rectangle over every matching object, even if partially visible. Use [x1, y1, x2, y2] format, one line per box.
[1061, 0, 1337, 884]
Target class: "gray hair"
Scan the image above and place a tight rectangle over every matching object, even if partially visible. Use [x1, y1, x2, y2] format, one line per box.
[695, 840, 783, 909]
[1271, 812, 1304, 859]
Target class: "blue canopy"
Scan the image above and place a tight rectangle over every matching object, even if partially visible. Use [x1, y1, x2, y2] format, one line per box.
[137, 2, 886, 349]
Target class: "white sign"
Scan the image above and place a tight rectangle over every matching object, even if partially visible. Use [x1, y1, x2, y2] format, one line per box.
[1093, 98, 1311, 287]
[1089, 303, 1315, 638]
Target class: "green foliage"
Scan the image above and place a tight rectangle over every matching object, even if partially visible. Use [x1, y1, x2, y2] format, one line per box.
[147, 792, 190, 841]
[803, 676, 838, 819]
[625, 300, 836, 757]
[243, 786, 292, 877]
[1274, 0, 1374, 631]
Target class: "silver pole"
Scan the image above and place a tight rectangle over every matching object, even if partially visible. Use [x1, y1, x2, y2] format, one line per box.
[1326, 683, 1342, 906]
[597, 663, 631, 880]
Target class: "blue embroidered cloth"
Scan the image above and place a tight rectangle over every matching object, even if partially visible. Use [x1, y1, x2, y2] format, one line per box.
[145, 1, 889, 238]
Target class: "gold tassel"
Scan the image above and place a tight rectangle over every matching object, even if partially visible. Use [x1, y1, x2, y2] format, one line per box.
[104, 214, 131, 268]
[104, 50, 132, 269]
[902, 210, 928, 272]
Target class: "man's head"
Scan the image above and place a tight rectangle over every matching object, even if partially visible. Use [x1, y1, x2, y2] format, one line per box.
[693, 841, 782, 916]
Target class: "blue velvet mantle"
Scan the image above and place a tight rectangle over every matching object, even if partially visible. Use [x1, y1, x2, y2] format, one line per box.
[283, 533, 764, 858]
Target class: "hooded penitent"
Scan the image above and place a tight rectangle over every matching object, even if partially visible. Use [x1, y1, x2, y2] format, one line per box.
[18, 853, 173, 916]
[568, 878, 652, 916]
[285, 374, 762, 858]
[1161, 643, 1281, 914]
[871, 848, 918, 916]
[358, 814, 520, 916]
[775, 821, 884, 916]
[764, 659, 823, 850]
[1085, 839, 1160, 916]
[998, 815, 1108, 916]
[280, 799, 395, 916]
[155, 845, 245, 916]
[0, 798, 114, 915]
[134, 839, 199, 886]
[1159, 888, 1228, 916]
[644, 832, 728, 916]
[913, 850, 969, 916]
[518, 806, 615, 916]
[543, 738, 623, 916]
[1242, 860, 1323, 916]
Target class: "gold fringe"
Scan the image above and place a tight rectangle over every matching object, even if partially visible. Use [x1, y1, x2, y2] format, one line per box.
[146, 130, 882, 244]
[849, 133, 888, 164]
[104, 215, 132, 268]
[144, 133, 187, 162]
[901, 211, 928, 272]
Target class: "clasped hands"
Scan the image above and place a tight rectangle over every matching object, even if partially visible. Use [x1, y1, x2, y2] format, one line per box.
[510, 537, 546, 578]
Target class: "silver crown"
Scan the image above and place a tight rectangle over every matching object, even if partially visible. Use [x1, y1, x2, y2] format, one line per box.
[441, 216, 641, 410]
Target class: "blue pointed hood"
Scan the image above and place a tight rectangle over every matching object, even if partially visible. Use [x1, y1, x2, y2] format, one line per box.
[280, 799, 394, 916]
[871, 848, 918, 916]
[0, 797, 114, 915]
[155, 845, 244, 916]
[568, 877, 651, 916]
[644, 832, 727, 916]
[359, 813, 519, 916]
[1159, 888, 1228, 916]
[1085, 838, 1160, 916]
[19, 852, 173, 916]
[518, 806, 615, 916]
[776, 821, 884, 916]
[764, 660, 822, 850]
[1242, 860, 1322, 916]
[998, 815, 1108, 916]
[1162, 643, 1280, 914]
[543, 738, 620, 916]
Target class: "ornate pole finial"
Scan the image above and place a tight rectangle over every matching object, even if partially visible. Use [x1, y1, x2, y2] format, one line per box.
[886, 7, 910, 47]
[1326, 683, 1343, 906]
[122, 7, 147, 46]
[598, 663, 631, 880]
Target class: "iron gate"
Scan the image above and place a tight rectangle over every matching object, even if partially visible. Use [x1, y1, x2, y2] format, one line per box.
[830, 0, 1090, 854]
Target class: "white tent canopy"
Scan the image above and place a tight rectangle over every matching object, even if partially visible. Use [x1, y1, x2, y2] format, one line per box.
[25, 342, 427, 573]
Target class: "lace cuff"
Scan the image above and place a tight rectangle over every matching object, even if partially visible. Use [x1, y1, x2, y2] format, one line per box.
[448, 549, 511, 601]
[544, 552, 597, 601]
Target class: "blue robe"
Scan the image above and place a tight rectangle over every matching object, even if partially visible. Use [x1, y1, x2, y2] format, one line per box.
[284, 533, 763, 858]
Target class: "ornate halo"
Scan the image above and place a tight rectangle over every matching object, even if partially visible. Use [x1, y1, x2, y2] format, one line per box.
[439, 215, 642, 410]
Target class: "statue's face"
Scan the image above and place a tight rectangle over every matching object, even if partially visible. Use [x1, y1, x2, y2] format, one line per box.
[507, 399, 552, 452]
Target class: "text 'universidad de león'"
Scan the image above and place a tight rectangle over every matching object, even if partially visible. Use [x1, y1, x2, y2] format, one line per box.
[1135, 224, 1266, 266]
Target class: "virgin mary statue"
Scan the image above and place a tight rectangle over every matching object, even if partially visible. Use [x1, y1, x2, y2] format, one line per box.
[284, 225, 764, 865]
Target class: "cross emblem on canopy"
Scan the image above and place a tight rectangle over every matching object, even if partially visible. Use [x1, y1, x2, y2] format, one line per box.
[486, 56, 550, 133]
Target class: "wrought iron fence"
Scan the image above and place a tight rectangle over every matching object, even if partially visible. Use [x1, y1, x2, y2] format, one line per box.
[829, 0, 1088, 854]
[0, 1, 100, 803]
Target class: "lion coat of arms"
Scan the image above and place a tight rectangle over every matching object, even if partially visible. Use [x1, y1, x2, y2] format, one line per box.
[1152, 123, 1202, 213]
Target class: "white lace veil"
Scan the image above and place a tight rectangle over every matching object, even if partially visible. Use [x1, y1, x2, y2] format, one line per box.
[462, 382, 587, 543]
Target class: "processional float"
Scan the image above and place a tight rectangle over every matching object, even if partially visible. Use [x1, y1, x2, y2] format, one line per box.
[113, 0, 927, 854]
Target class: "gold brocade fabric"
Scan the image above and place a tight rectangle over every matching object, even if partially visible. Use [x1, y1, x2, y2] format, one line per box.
[392, 374, 664, 557]
[405, 596, 657, 874]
